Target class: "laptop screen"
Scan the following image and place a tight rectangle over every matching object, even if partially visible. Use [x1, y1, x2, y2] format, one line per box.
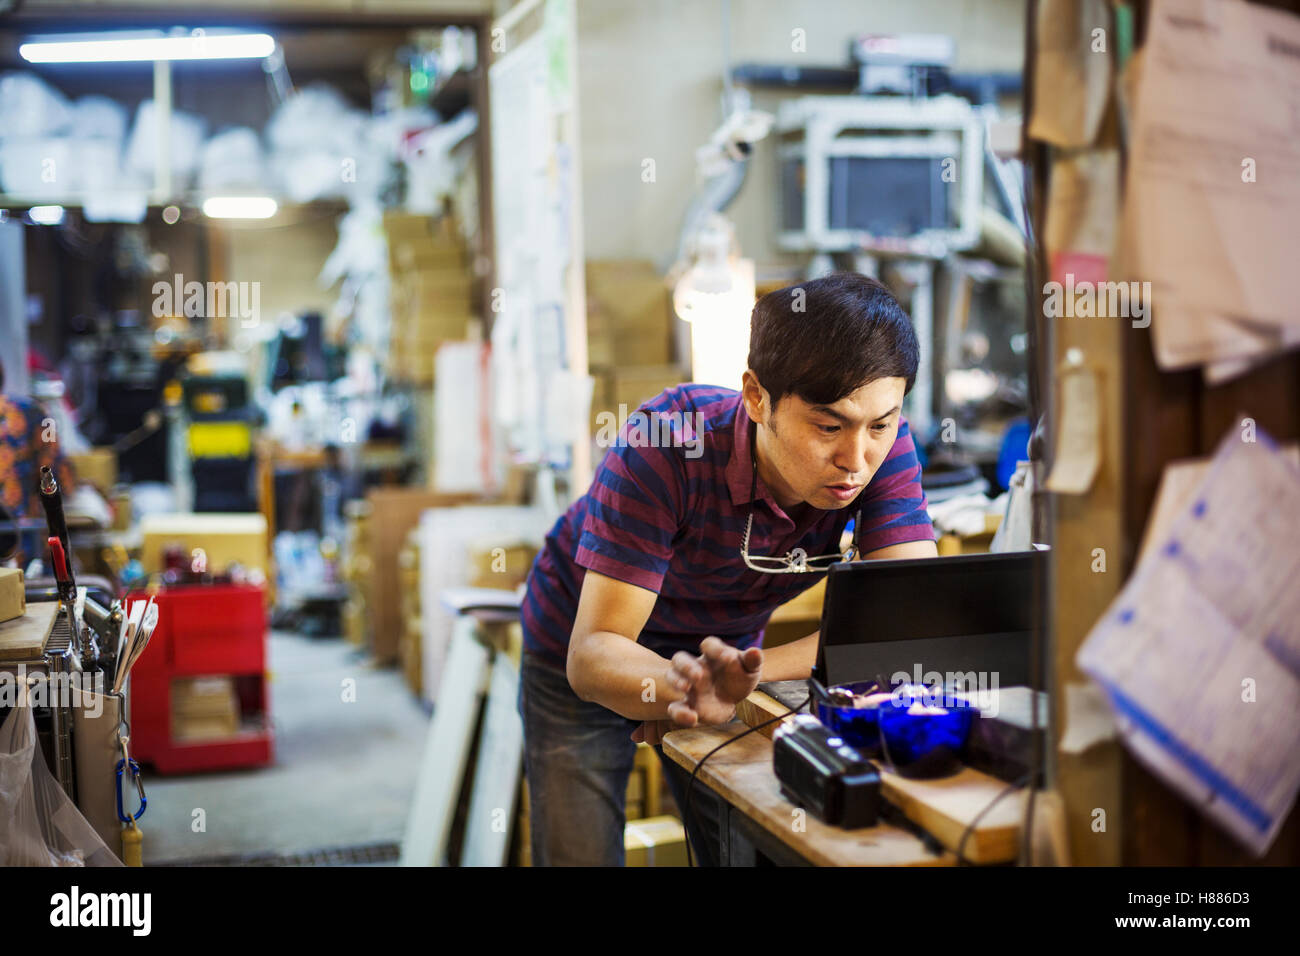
[813, 550, 1046, 691]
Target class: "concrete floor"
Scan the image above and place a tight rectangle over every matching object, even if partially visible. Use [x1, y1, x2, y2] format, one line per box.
[143, 631, 429, 865]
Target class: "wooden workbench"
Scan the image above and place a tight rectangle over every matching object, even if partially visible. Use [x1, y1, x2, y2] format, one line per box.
[662, 722, 954, 866]
[666, 685, 1032, 866]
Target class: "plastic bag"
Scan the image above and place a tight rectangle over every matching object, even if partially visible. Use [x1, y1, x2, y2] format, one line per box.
[124, 99, 207, 187]
[0, 703, 122, 866]
[0, 71, 71, 138]
[199, 126, 265, 193]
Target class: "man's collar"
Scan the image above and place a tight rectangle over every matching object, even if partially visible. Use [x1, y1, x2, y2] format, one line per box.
[726, 401, 788, 512]
[724, 400, 757, 506]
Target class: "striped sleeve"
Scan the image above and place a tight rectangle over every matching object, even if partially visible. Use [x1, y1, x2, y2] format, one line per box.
[575, 437, 683, 594]
[855, 417, 935, 553]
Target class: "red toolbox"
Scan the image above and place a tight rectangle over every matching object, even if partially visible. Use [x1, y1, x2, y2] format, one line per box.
[128, 584, 274, 774]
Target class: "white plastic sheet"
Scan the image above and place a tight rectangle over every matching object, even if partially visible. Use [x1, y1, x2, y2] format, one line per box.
[0, 702, 121, 866]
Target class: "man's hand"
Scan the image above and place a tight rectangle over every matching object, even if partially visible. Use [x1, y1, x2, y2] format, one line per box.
[664, 637, 763, 728]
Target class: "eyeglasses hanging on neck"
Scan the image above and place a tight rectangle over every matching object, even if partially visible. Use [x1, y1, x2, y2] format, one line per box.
[739, 440, 860, 574]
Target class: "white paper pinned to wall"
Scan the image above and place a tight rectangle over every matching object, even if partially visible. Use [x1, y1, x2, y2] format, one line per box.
[1076, 428, 1300, 855]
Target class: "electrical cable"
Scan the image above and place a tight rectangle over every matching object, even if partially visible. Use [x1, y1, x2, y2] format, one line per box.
[681, 693, 810, 867]
[681, 693, 1029, 867]
[957, 772, 1032, 866]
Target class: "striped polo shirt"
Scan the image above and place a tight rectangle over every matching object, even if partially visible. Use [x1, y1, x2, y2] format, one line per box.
[521, 384, 934, 670]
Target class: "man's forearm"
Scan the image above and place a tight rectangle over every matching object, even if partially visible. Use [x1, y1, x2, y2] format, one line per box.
[758, 630, 818, 682]
[566, 631, 687, 720]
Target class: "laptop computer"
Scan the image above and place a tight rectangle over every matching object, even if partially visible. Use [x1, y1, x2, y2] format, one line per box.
[812, 549, 1046, 692]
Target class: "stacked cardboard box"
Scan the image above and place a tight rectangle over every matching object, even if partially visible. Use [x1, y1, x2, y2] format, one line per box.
[466, 541, 537, 591]
[340, 501, 372, 649]
[585, 260, 675, 368]
[398, 528, 423, 696]
[386, 212, 478, 385]
[584, 260, 687, 433]
[365, 488, 479, 666]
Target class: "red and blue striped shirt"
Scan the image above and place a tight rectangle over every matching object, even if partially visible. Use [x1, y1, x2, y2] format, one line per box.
[521, 384, 934, 668]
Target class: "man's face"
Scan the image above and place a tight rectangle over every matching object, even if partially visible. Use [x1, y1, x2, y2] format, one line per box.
[744, 373, 908, 512]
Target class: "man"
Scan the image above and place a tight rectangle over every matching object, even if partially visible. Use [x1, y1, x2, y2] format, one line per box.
[0, 362, 73, 564]
[518, 272, 938, 865]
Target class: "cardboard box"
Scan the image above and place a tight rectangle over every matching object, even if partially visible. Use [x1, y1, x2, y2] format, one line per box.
[365, 488, 479, 665]
[173, 676, 237, 712]
[173, 715, 240, 741]
[171, 676, 239, 740]
[400, 613, 422, 697]
[607, 365, 688, 415]
[386, 279, 476, 385]
[392, 268, 475, 308]
[590, 366, 688, 438]
[342, 597, 367, 649]
[139, 513, 268, 577]
[586, 260, 676, 367]
[0, 567, 25, 624]
[69, 448, 117, 493]
[385, 212, 466, 272]
[624, 815, 688, 867]
[467, 542, 537, 590]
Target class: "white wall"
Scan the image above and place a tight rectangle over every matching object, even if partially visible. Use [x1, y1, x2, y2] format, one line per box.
[575, 0, 1026, 268]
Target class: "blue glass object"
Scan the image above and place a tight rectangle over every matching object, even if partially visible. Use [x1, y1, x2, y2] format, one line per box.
[876, 684, 976, 778]
[813, 680, 890, 755]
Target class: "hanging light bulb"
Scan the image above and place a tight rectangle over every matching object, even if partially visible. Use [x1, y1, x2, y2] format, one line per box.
[674, 215, 755, 390]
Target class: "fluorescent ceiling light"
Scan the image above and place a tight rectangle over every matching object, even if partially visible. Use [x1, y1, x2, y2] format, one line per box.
[20, 32, 275, 64]
[202, 197, 278, 220]
[29, 205, 65, 226]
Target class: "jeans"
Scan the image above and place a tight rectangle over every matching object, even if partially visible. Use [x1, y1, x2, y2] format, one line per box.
[517, 650, 721, 866]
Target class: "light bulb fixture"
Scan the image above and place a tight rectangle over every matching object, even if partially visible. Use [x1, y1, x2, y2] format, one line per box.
[20, 31, 275, 64]
[28, 205, 66, 226]
[201, 197, 278, 220]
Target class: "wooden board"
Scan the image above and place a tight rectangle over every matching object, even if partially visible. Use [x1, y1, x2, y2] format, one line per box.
[460, 646, 524, 867]
[735, 688, 802, 739]
[0, 601, 58, 662]
[878, 767, 1025, 864]
[662, 723, 953, 867]
[400, 615, 491, 867]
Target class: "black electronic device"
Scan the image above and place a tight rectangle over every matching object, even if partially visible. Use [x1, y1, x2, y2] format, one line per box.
[772, 714, 881, 828]
[814, 549, 1045, 691]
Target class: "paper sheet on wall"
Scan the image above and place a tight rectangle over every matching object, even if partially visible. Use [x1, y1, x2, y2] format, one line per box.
[1059, 681, 1118, 754]
[1137, 442, 1300, 565]
[1076, 429, 1300, 855]
[1028, 0, 1113, 148]
[434, 342, 496, 494]
[490, 29, 578, 466]
[1127, 0, 1300, 333]
[1044, 149, 1120, 289]
[1111, 3, 1300, 376]
[1202, 324, 1300, 385]
[1044, 365, 1101, 495]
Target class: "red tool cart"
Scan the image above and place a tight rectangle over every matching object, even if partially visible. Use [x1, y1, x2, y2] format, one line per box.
[128, 583, 274, 773]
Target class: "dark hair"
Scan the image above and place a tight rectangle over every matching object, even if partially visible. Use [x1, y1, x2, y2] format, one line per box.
[747, 272, 919, 409]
